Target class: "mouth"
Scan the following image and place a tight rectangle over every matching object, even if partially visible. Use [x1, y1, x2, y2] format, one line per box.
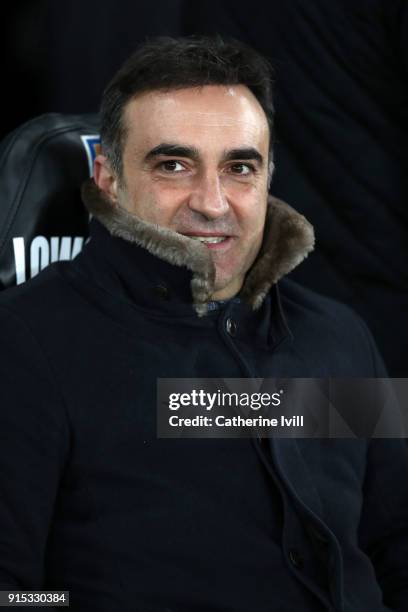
[189, 236, 227, 244]
[181, 234, 233, 250]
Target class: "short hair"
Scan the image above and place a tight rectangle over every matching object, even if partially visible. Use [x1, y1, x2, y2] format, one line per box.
[100, 35, 274, 176]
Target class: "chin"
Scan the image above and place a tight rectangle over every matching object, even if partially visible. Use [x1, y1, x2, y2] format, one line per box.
[212, 273, 243, 301]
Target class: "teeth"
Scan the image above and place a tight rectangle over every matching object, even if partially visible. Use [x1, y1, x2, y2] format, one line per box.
[189, 236, 227, 244]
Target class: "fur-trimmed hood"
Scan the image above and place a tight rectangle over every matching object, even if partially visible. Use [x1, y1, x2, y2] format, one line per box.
[81, 179, 314, 316]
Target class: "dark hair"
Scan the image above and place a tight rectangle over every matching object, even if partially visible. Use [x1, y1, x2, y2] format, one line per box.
[100, 35, 274, 176]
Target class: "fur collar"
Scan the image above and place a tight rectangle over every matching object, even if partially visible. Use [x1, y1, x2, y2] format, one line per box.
[81, 179, 314, 316]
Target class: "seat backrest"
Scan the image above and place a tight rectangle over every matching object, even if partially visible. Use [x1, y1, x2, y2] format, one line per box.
[0, 113, 100, 290]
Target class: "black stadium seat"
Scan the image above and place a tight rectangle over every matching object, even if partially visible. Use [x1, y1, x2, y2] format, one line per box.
[0, 113, 100, 290]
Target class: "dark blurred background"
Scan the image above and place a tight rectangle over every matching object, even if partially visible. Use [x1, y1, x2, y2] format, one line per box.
[3, 0, 408, 375]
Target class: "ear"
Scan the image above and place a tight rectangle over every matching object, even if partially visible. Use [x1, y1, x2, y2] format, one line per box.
[267, 160, 275, 190]
[93, 155, 119, 204]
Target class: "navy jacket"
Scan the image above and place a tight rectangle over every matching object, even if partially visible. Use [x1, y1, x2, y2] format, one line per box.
[0, 208, 407, 611]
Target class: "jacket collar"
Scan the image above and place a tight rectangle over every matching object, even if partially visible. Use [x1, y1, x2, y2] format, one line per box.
[81, 179, 314, 317]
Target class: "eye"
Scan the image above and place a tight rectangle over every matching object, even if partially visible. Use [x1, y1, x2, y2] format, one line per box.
[228, 163, 255, 176]
[159, 160, 185, 173]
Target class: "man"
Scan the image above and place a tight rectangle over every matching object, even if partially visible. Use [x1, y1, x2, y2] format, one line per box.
[0, 36, 407, 612]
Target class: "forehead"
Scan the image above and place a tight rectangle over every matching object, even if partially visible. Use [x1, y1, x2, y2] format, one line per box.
[122, 85, 269, 155]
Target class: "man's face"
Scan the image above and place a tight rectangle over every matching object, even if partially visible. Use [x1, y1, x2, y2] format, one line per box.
[95, 85, 271, 300]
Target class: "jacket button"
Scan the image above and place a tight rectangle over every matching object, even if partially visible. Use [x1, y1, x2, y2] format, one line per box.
[288, 548, 304, 570]
[153, 285, 170, 300]
[225, 318, 237, 337]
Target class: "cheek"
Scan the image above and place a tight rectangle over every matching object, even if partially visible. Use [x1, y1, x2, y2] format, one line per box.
[234, 197, 267, 234]
[126, 181, 188, 226]
[223, 180, 268, 219]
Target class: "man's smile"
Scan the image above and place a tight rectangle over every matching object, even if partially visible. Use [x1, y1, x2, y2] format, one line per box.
[180, 233, 234, 250]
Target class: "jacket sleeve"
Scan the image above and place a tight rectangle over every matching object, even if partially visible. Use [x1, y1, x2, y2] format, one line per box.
[359, 438, 408, 611]
[0, 305, 69, 598]
[358, 319, 408, 611]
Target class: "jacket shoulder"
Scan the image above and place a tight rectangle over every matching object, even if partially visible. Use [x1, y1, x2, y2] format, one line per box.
[278, 279, 387, 376]
[0, 262, 83, 324]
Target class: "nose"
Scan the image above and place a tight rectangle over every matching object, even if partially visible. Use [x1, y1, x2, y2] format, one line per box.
[188, 172, 229, 220]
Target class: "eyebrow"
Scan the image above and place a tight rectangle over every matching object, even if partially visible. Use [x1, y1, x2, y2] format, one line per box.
[144, 143, 200, 162]
[144, 143, 264, 166]
[223, 148, 264, 166]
